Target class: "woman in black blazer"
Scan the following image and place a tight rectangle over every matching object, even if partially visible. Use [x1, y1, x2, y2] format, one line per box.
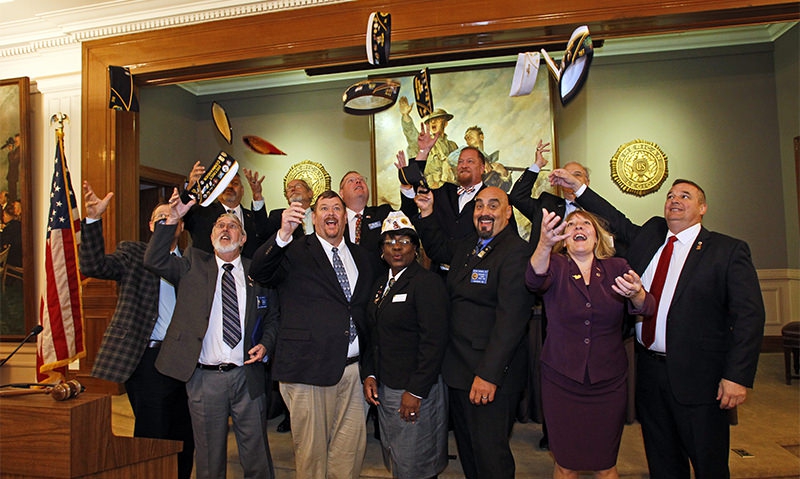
[362, 212, 450, 479]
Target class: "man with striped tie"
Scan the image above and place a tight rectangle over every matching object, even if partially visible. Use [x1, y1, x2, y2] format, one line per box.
[145, 189, 279, 479]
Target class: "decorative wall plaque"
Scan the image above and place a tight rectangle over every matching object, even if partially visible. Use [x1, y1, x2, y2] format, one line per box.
[283, 160, 332, 203]
[610, 139, 668, 196]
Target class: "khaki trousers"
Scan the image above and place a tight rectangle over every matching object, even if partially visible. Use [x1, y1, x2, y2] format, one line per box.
[280, 362, 367, 479]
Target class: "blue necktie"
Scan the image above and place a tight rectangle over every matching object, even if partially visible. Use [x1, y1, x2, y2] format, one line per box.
[221, 263, 241, 348]
[332, 247, 356, 343]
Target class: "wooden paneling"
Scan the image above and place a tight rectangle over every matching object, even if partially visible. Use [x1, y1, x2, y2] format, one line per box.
[0, 393, 179, 478]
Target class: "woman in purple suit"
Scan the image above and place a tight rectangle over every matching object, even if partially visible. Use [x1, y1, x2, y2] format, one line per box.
[526, 209, 655, 479]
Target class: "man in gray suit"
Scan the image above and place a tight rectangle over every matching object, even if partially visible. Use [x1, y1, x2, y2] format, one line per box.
[145, 190, 279, 479]
[79, 182, 194, 479]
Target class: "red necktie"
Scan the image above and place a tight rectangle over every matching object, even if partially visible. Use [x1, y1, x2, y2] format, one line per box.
[641, 236, 677, 348]
[354, 213, 362, 245]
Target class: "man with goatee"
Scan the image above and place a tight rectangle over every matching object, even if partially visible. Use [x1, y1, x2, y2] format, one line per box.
[412, 186, 533, 479]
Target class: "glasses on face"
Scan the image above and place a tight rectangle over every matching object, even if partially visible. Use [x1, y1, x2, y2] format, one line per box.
[214, 221, 241, 232]
[382, 238, 413, 246]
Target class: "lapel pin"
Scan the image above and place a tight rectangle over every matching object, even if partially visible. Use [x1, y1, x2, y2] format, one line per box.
[572, 274, 582, 280]
[696, 241, 703, 251]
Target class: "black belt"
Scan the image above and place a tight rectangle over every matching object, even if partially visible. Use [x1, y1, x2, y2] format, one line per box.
[636, 343, 667, 361]
[345, 356, 359, 366]
[146, 340, 162, 349]
[197, 363, 239, 372]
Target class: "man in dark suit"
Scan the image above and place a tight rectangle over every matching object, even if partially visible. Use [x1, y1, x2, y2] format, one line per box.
[413, 186, 534, 479]
[79, 182, 194, 479]
[266, 178, 315, 241]
[339, 170, 393, 256]
[145, 193, 279, 479]
[509, 140, 589, 244]
[184, 162, 270, 258]
[250, 190, 375, 479]
[552, 172, 765, 479]
[264, 177, 316, 433]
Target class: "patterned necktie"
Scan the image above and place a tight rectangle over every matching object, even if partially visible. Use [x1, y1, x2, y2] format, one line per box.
[457, 185, 476, 196]
[221, 263, 241, 348]
[354, 213, 362, 245]
[332, 247, 356, 343]
[641, 236, 677, 348]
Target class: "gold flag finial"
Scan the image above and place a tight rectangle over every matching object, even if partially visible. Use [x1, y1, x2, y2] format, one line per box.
[50, 113, 69, 132]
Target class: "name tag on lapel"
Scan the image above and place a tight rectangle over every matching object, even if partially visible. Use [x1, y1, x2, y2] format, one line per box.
[392, 293, 407, 302]
[368, 221, 382, 230]
[471, 269, 489, 284]
[257, 295, 269, 309]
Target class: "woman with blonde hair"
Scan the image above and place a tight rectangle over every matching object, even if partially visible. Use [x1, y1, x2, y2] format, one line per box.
[526, 209, 655, 479]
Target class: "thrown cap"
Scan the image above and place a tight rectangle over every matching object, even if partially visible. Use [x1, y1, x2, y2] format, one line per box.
[381, 211, 416, 234]
[343, 79, 400, 115]
[413, 68, 434, 119]
[108, 66, 139, 112]
[540, 25, 594, 105]
[211, 101, 233, 144]
[509, 52, 540, 97]
[366, 12, 391, 66]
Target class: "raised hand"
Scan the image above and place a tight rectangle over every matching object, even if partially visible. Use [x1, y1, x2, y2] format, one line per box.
[539, 209, 568, 248]
[534, 139, 551, 169]
[417, 122, 440, 160]
[242, 168, 265, 201]
[187, 161, 205, 189]
[279, 202, 306, 241]
[168, 187, 194, 222]
[82, 181, 114, 220]
[549, 168, 583, 191]
[398, 96, 413, 117]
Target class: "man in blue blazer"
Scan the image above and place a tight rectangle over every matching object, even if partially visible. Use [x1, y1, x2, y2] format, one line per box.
[552, 172, 765, 479]
[145, 191, 278, 479]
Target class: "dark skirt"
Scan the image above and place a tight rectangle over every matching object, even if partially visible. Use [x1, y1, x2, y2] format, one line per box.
[541, 362, 627, 471]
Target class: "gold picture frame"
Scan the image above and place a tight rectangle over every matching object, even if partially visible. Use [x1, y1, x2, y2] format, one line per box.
[0, 77, 32, 339]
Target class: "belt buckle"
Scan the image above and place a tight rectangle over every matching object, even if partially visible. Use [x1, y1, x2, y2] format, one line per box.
[217, 364, 227, 372]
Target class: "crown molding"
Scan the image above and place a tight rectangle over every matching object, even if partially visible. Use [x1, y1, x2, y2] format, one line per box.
[0, 0, 348, 58]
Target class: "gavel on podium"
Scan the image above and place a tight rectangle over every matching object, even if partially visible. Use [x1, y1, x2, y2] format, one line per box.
[0, 379, 85, 401]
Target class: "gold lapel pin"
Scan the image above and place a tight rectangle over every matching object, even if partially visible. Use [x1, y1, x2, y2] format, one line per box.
[572, 274, 582, 280]
[696, 241, 703, 251]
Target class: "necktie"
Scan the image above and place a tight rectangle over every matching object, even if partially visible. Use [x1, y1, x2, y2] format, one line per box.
[221, 263, 241, 348]
[641, 236, 677, 348]
[332, 247, 356, 343]
[457, 185, 476, 196]
[382, 277, 396, 298]
[354, 213, 362, 245]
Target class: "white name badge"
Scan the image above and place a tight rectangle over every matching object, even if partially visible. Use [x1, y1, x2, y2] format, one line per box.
[392, 293, 407, 302]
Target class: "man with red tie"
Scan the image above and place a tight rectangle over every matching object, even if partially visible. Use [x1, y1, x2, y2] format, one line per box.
[550, 173, 765, 479]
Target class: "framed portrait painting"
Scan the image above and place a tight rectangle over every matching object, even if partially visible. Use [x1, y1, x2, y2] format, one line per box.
[0, 77, 31, 338]
[371, 64, 557, 241]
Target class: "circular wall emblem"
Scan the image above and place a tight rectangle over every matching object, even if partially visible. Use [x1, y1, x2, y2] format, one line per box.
[610, 139, 668, 197]
[284, 160, 332, 202]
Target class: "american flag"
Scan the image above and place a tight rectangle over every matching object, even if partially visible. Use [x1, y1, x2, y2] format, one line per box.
[37, 128, 85, 382]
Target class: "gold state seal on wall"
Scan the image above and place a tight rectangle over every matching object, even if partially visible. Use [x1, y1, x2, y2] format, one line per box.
[610, 139, 668, 197]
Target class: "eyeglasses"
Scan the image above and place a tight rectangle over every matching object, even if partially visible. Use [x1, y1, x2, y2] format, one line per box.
[382, 238, 413, 246]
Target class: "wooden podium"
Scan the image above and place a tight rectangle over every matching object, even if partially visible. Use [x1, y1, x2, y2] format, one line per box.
[0, 393, 181, 478]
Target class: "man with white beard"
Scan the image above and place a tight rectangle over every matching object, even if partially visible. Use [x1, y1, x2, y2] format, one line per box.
[145, 190, 279, 479]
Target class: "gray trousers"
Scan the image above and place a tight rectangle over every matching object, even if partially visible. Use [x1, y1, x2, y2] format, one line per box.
[187, 367, 273, 479]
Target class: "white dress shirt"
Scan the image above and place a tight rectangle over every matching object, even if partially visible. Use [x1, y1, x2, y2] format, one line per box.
[638, 223, 701, 353]
[198, 255, 247, 366]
